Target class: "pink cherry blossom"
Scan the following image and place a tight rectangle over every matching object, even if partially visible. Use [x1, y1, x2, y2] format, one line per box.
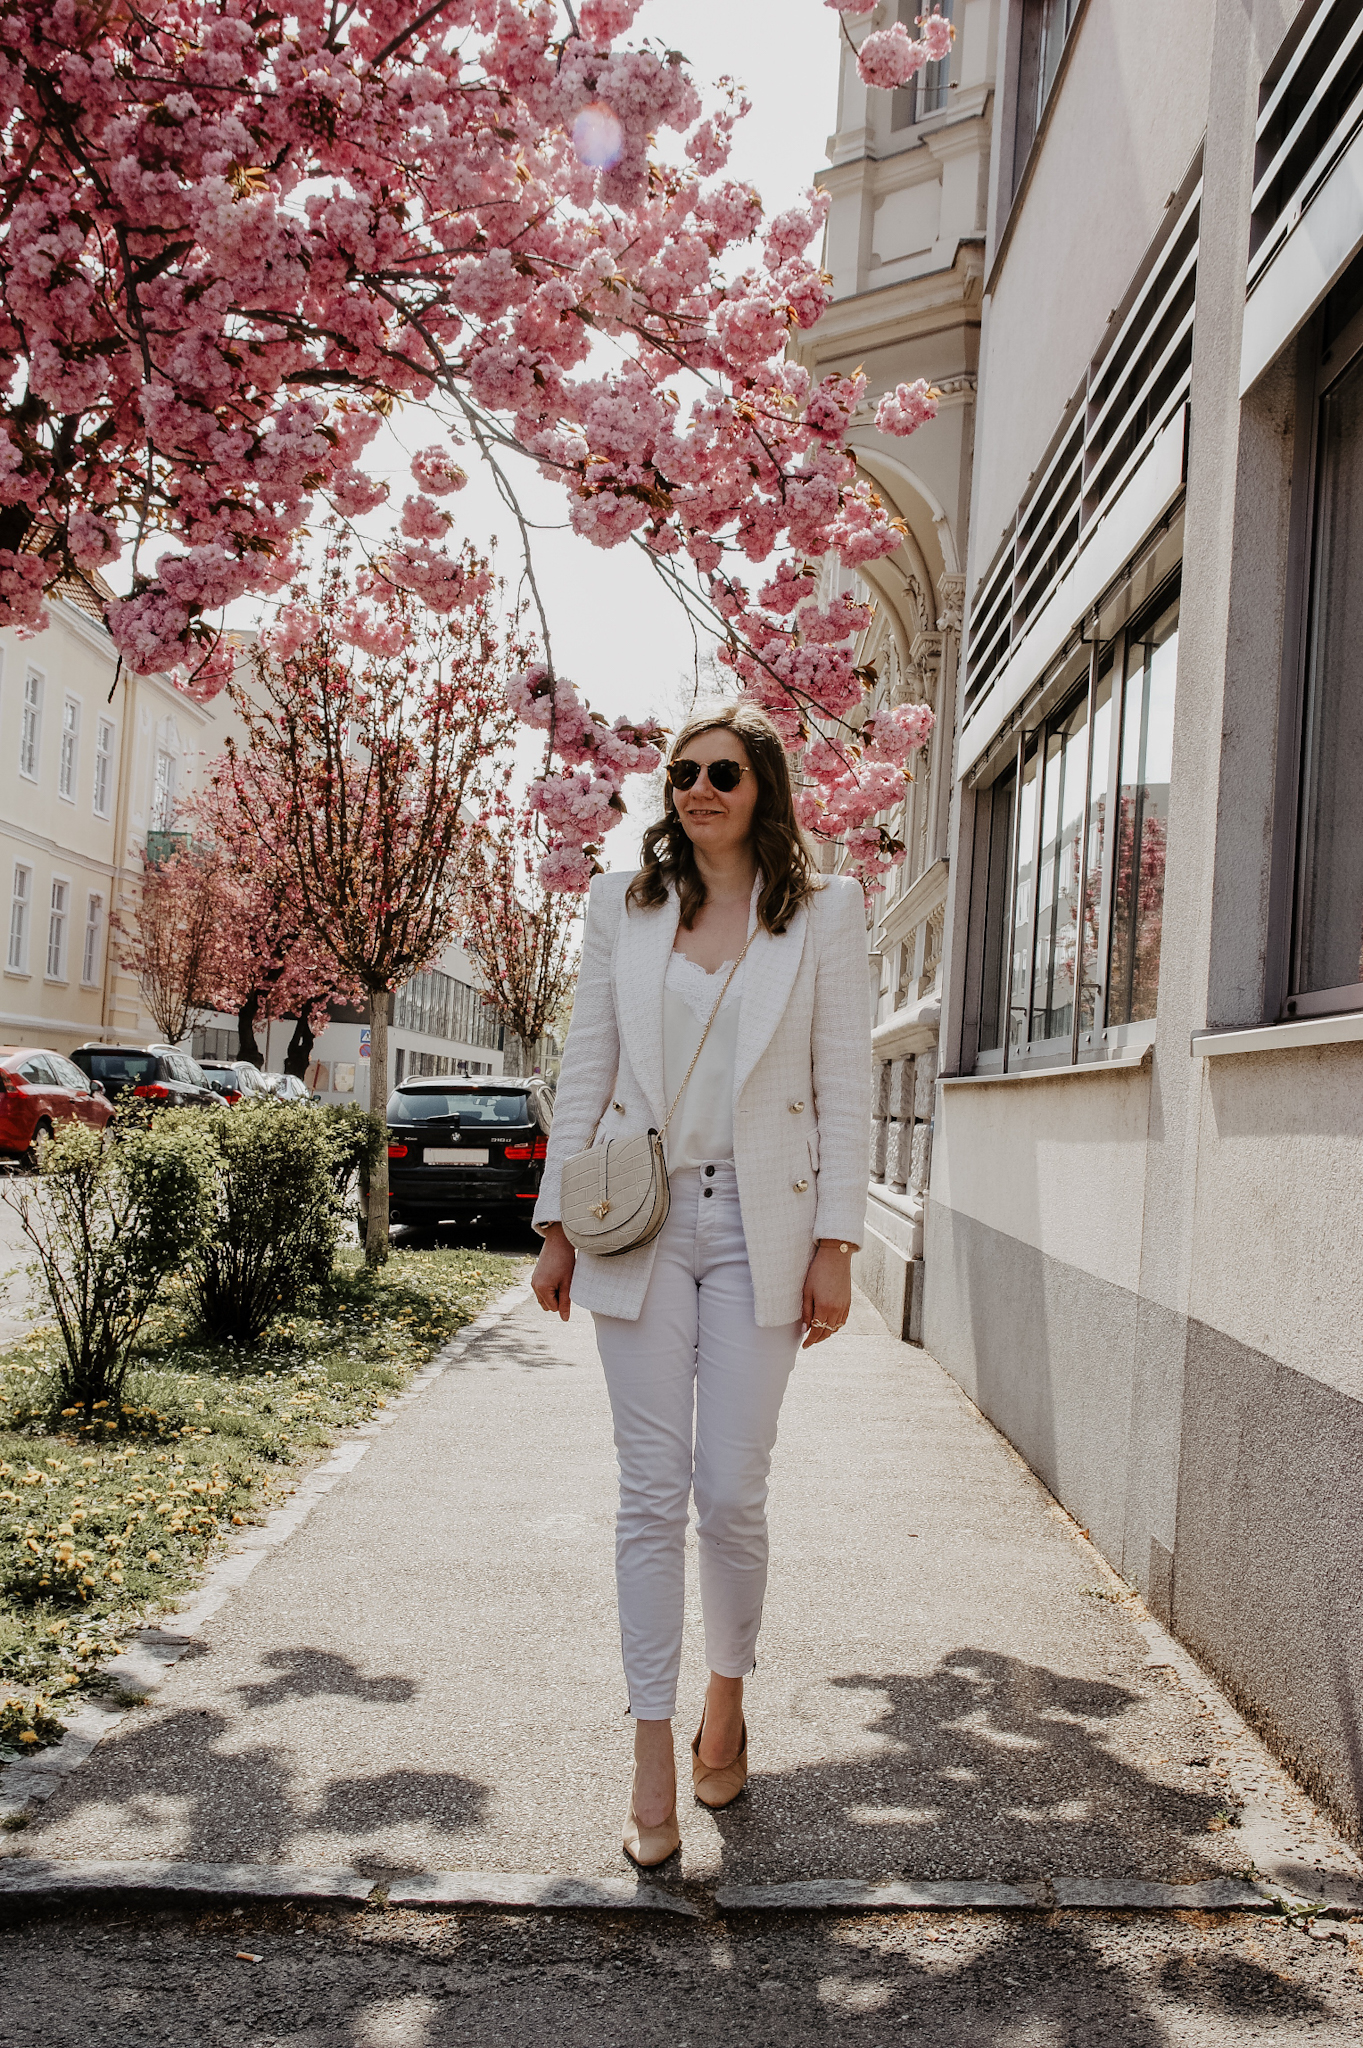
[875, 379, 940, 437]
[919, 10, 955, 62]
[857, 23, 929, 89]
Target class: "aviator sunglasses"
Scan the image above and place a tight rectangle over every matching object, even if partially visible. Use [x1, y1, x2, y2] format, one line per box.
[666, 756, 752, 794]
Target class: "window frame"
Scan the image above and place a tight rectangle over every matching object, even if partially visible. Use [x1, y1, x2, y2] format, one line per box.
[93, 716, 115, 819]
[82, 890, 104, 987]
[1011, 0, 1085, 199]
[19, 666, 43, 782]
[7, 861, 32, 974]
[151, 746, 177, 832]
[890, 0, 954, 132]
[58, 694, 80, 802]
[1271, 293, 1363, 1022]
[46, 874, 70, 982]
[968, 575, 1180, 1074]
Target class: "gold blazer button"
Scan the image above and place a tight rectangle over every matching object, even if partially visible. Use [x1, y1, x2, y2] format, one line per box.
[793, 1178, 809, 1193]
[788, 1099, 805, 1113]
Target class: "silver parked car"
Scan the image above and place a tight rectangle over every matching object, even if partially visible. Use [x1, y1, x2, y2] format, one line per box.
[265, 1072, 318, 1104]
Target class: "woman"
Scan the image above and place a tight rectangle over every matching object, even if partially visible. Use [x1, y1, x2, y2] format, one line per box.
[531, 702, 871, 1866]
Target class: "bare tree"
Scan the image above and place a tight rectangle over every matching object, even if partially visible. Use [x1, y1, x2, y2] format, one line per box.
[460, 816, 581, 1077]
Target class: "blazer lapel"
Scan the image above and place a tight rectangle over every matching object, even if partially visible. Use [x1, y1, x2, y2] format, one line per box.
[733, 901, 809, 1101]
[614, 885, 679, 1125]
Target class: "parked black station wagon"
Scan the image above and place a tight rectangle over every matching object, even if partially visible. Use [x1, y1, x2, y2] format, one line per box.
[384, 1079, 553, 1230]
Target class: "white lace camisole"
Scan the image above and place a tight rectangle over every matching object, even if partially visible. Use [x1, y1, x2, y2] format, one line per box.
[661, 950, 746, 1171]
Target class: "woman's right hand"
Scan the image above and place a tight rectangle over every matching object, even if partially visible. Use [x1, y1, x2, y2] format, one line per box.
[531, 1223, 576, 1321]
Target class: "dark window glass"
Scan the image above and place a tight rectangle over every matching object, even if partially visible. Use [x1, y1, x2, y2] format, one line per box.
[79, 1050, 158, 1085]
[1013, 0, 1081, 191]
[968, 589, 1178, 1069]
[1108, 608, 1177, 1028]
[1030, 691, 1090, 1045]
[1296, 347, 1363, 1002]
[387, 1090, 529, 1124]
[1007, 741, 1040, 1057]
[976, 767, 1017, 1054]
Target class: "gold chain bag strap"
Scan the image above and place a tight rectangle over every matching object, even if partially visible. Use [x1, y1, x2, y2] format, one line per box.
[559, 931, 756, 1258]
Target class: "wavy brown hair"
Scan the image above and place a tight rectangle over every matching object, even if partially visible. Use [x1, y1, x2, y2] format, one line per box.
[626, 703, 818, 934]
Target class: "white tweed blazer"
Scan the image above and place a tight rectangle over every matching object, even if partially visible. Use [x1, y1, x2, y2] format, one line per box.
[534, 870, 871, 1326]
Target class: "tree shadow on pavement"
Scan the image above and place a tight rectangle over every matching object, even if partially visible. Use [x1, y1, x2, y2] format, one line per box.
[233, 1648, 417, 1710]
[14, 1670, 491, 1873]
[704, 1648, 1233, 1886]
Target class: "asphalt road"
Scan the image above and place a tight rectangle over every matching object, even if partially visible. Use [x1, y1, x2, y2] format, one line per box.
[3, 1898, 1362, 2046]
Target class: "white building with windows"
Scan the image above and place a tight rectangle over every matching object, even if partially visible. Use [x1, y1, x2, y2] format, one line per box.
[919, 0, 1363, 1844]
[793, 0, 994, 1340]
[0, 584, 245, 1058]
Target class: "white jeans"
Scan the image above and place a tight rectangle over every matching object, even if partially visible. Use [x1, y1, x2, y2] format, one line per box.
[592, 1163, 803, 1721]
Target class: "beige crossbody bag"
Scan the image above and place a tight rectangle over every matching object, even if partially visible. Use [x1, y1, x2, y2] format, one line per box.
[559, 931, 756, 1258]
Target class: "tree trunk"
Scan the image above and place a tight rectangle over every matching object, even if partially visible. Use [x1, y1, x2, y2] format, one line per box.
[364, 991, 389, 1268]
[237, 991, 263, 1066]
[284, 1008, 316, 1080]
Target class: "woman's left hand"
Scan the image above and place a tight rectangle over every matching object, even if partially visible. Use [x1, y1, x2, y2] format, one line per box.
[801, 1239, 854, 1348]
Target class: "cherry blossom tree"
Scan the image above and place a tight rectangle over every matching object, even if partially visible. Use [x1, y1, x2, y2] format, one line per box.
[223, 537, 524, 1265]
[119, 847, 234, 1047]
[458, 810, 580, 1073]
[0, 0, 947, 869]
[189, 773, 362, 1073]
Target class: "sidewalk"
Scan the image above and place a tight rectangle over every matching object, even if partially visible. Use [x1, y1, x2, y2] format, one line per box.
[3, 1283, 1357, 1898]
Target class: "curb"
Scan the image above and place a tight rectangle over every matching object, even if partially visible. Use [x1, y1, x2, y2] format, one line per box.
[0, 1857, 1352, 1922]
[0, 1857, 697, 1917]
[0, 1279, 533, 1828]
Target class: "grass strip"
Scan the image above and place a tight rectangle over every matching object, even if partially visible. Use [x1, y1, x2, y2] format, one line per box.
[0, 1245, 523, 1765]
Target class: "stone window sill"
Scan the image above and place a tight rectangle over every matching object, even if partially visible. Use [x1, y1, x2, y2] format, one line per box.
[1191, 1011, 1363, 1058]
[948, 1044, 1153, 1088]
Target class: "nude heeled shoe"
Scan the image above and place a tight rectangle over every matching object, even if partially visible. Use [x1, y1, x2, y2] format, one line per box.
[622, 1775, 681, 1868]
[691, 1710, 749, 1809]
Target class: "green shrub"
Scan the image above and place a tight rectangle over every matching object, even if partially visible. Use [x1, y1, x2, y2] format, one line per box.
[319, 1102, 386, 1204]
[185, 1102, 341, 1347]
[3, 1117, 212, 1422]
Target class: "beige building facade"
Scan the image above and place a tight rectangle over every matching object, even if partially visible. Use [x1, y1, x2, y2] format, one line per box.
[0, 591, 244, 1058]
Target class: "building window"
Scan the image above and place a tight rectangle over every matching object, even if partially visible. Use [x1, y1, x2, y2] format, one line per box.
[7, 863, 32, 973]
[1283, 276, 1363, 1015]
[152, 748, 177, 831]
[19, 668, 42, 780]
[972, 585, 1178, 1068]
[1013, 0, 1081, 189]
[47, 878, 69, 980]
[93, 717, 115, 818]
[394, 967, 502, 1050]
[59, 697, 80, 800]
[82, 892, 104, 985]
[891, 0, 953, 130]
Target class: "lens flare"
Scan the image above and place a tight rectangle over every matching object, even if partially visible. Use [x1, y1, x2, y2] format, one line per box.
[572, 101, 625, 169]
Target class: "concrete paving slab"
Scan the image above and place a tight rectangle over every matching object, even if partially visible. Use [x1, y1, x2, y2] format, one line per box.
[5, 1287, 1358, 1895]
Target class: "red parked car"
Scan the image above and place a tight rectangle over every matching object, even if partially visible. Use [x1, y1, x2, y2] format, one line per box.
[0, 1047, 114, 1170]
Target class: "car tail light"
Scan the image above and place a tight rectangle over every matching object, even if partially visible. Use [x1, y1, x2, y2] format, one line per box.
[388, 1142, 408, 1158]
[0, 1072, 17, 1094]
[516, 1190, 539, 1199]
[132, 1082, 171, 1102]
[504, 1137, 549, 1161]
[223, 1089, 242, 1105]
